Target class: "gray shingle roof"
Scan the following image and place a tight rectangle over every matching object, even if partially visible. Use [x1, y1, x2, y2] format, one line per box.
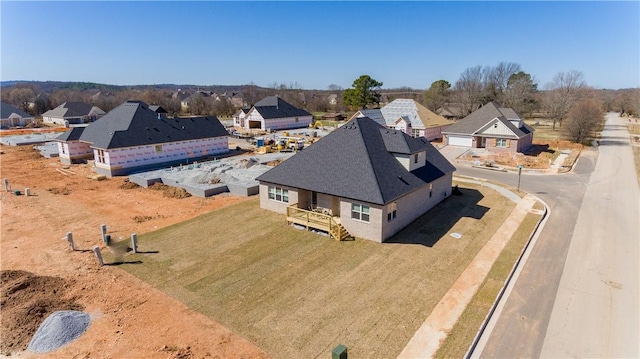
[355, 109, 386, 126]
[42, 102, 105, 119]
[442, 101, 532, 139]
[55, 127, 85, 141]
[251, 96, 311, 119]
[1, 102, 33, 119]
[78, 101, 228, 149]
[256, 117, 455, 205]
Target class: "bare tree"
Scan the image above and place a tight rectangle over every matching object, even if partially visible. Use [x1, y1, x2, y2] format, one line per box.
[542, 70, 587, 129]
[454, 66, 484, 116]
[562, 98, 603, 143]
[9, 88, 36, 112]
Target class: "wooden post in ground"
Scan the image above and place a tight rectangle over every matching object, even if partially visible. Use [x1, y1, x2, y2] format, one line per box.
[3, 179, 10, 192]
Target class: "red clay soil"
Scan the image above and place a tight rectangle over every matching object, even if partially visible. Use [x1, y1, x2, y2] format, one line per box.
[0, 144, 269, 359]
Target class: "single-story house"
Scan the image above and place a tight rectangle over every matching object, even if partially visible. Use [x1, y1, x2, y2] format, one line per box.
[55, 101, 229, 176]
[256, 116, 456, 243]
[234, 96, 312, 131]
[1, 102, 35, 128]
[42, 102, 106, 125]
[55, 127, 93, 164]
[436, 103, 467, 121]
[348, 99, 453, 140]
[442, 101, 534, 152]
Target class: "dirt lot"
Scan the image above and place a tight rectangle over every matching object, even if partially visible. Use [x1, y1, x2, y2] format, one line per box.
[0, 144, 269, 358]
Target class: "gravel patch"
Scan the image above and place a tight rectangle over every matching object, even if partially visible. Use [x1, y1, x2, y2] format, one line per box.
[28, 310, 91, 353]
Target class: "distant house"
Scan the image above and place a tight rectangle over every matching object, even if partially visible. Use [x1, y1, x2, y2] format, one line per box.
[55, 101, 229, 176]
[256, 117, 456, 243]
[436, 103, 468, 121]
[348, 99, 453, 140]
[442, 101, 534, 152]
[42, 102, 106, 125]
[1, 102, 35, 128]
[234, 96, 312, 131]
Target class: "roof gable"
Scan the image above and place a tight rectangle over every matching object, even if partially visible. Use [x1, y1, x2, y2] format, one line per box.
[381, 99, 452, 130]
[1, 102, 33, 119]
[251, 96, 311, 119]
[256, 117, 453, 205]
[443, 101, 532, 138]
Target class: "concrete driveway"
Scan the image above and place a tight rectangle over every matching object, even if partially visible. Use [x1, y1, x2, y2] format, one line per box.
[438, 145, 469, 162]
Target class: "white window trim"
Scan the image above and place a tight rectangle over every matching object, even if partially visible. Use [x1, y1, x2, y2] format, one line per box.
[268, 186, 289, 203]
[496, 138, 508, 147]
[351, 203, 370, 223]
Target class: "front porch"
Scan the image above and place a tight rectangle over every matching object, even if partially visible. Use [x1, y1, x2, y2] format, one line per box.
[286, 204, 352, 241]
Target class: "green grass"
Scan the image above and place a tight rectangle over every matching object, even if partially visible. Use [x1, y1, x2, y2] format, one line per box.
[525, 119, 564, 142]
[434, 212, 543, 359]
[116, 184, 515, 359]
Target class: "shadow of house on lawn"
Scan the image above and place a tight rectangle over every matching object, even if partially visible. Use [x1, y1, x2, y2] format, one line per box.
[385, 188, 489, 247]
[523, 144, 555, 156]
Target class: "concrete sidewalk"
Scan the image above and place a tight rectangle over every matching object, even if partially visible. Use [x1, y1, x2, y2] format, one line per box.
[398, 192, 539, 358]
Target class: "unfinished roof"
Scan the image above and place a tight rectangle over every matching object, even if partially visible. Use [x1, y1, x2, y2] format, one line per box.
[1, 102, 33, 119]
[443, 101, 533, 138]
[78, 101, 228, 149]
[251, 96, 311, 119]
[380, 99, 452, 129]
[257, 117, 455, 205]
[42, 102, 105, 119]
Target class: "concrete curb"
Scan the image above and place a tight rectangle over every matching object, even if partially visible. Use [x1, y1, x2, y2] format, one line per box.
[465, 196, 550, 358]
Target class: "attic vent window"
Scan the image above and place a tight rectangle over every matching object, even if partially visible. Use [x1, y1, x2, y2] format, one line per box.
[494, 123, 498, 128]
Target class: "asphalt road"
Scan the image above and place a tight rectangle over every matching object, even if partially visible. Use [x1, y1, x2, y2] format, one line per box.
[458, 113, 639, 358]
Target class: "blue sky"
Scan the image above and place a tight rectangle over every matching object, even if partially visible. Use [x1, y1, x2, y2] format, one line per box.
[1, 1, 638, 90]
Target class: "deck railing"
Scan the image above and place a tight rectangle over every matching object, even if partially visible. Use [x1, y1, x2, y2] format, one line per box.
[286, 204, 344, 241]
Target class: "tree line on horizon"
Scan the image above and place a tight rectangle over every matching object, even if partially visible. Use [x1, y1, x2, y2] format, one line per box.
[1, 62, 638, 143]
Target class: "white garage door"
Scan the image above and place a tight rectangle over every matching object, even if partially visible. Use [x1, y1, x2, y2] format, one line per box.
[448, 135, 472, 147]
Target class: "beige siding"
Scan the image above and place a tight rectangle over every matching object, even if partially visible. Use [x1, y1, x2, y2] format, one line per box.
[480, 119, 516, 137]
[393, 151, 426, 172]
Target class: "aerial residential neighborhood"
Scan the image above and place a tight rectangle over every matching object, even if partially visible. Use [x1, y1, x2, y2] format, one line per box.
[1, 1, 638, 359]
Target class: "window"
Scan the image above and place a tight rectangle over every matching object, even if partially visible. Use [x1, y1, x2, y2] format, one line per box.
[311, 191, 318, 205]
[351, 203, 370, 222]
[387, 202, 397, 222]
[155, 144, 163, 153]
[412, 129, 420, 138]
[414, 154, 419, 164]
[268, 186, 289, 203]
[96, 149, 105, 163]
[496, 138, 508, 147]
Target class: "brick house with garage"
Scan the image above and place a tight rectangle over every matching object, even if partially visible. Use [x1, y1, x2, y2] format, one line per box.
[55, 101, 229, 176]
[442, 101, 534, 152]
[234, 96, 312, 131]
[256, 116, 456, 243]
[42, 102, 106, 125]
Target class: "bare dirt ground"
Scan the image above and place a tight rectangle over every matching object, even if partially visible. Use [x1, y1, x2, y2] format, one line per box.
[459, 139, 583, 169]
[0, 144, 269, 359]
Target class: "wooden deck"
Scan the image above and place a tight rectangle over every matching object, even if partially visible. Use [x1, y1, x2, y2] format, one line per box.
[286, 204, 350, 241]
